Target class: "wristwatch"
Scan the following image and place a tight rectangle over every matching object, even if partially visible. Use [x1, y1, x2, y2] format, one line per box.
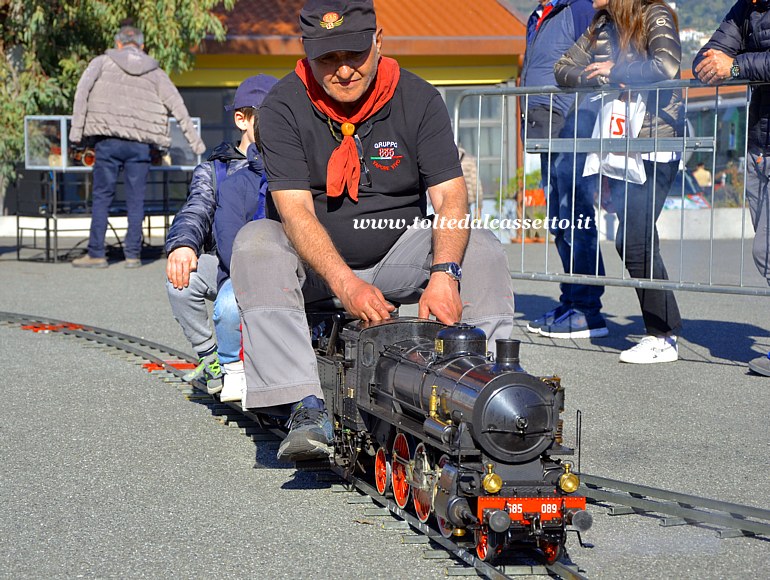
[430, 262, 462, 282]
[731, 59, 740, 79]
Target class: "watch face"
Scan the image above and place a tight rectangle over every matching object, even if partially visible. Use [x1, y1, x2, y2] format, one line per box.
[431, 262, 462, 281]
[731, 64, 740, 79]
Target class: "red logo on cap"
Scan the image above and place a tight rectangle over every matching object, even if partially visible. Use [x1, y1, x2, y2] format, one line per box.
[320, 12, 343, 30]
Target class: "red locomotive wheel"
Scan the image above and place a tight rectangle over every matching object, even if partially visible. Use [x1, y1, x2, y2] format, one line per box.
[476, 529, 490, 561]
[540, 539, 564, 564]
[412, 443, 432, 523]
[436, 455, 454, 537]
[476, 529, 502, 562]
[437, 516, 454, 538]
[413, 490, 431, 522]
[374, 446, 391, 496]
[391, 433, 411, 509]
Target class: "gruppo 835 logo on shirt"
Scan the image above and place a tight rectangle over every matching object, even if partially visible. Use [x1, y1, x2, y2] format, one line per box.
[370, 140, 403, 171]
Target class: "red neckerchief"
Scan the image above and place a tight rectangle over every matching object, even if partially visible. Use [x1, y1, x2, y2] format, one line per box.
[536, 3, 554, 30]
[295, 56, 400, 202]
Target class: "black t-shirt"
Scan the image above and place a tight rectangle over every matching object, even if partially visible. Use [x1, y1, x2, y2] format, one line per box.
[259, 68, 463, 269]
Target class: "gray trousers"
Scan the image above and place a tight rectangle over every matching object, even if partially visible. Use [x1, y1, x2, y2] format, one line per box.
[166, 253, 218, 356]
[746, 152, 770, 285]
[230, 219, 515, 409]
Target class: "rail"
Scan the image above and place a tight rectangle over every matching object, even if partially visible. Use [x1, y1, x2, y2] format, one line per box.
[0, 311, 580, 579]
[4, 311, 769, 578]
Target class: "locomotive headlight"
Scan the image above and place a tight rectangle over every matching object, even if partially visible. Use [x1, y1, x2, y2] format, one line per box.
[487, 509, 511, 533]
[482, 463, 503, 494]
[558, 463, 580, 494]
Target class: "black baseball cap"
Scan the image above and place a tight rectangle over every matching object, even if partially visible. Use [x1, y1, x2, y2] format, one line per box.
[300, 0, 377, 60]
[224, 74, 279, 112]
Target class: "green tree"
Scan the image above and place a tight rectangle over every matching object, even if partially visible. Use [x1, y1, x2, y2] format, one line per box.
[0, 0, 234, 206]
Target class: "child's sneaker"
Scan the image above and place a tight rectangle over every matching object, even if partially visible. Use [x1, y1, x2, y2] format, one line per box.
[619, 335, 678, 364]
[220, 361, 246, 403]
[183, 352, 223, 394]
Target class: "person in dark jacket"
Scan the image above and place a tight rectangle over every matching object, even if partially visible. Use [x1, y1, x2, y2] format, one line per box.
[693, 0, 770, 376]
[214, 142, 268, 289]
[521, 0, 595, 138]
[521, 0, 609, 339]
[70, 20, 205, 269]
[555, 0, 683, 364]
[212, 135, 270, 404]
[165, 75, 277, 395]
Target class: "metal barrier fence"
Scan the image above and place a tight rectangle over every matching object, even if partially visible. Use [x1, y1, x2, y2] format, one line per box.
[453, 80, 770, 296]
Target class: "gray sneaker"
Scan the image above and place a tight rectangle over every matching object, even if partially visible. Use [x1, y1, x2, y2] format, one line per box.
[539, 309, 608, 339]
[183, 352, 223, 394]
[526, 306, 568, 334]
[277, 404, 334, 463]
[748, 352, 770, 376]
[72, 254, 108, 268]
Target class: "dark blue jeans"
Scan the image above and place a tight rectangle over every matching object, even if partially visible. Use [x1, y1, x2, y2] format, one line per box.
[523, 104, 564, 208]
[548, 105, 605, 316]
[551, 152, 605, 316]
[88, 138, 150, 259]
[608, 160, 682, 336]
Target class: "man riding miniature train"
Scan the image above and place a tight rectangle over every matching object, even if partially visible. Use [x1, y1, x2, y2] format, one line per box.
[230, 0, 516, 463]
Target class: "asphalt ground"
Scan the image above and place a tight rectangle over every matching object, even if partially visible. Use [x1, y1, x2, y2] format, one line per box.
[0, 236, 768, 579]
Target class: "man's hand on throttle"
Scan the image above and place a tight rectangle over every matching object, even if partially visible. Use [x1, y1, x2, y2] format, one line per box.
[418, 273, 462, 326]
[337, 276, 396, 322]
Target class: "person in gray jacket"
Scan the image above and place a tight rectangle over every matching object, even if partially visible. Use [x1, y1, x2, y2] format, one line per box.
[70, 21, 205, 269]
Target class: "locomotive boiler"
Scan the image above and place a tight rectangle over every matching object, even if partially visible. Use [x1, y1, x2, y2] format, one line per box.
[313, 315, 591, 564]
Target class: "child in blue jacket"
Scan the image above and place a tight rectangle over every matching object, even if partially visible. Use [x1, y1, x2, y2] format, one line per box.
[165, 75, 273, 396]
[213, 96, 275, 403]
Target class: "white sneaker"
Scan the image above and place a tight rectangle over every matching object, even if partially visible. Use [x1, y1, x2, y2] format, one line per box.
[619, 335, 678, 364]
[220, 361, 246, 402]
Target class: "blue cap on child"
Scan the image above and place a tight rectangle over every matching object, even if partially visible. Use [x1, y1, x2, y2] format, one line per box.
[225, 74, 279, 111]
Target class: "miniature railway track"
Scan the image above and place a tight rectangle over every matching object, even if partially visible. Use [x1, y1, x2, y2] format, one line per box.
[579, 474, 770, 538]
[3, 311, 769, 578]
[1, 311, 574, 579]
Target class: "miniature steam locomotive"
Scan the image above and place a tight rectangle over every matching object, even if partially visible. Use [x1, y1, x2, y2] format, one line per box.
[311, 315, 591, 564]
